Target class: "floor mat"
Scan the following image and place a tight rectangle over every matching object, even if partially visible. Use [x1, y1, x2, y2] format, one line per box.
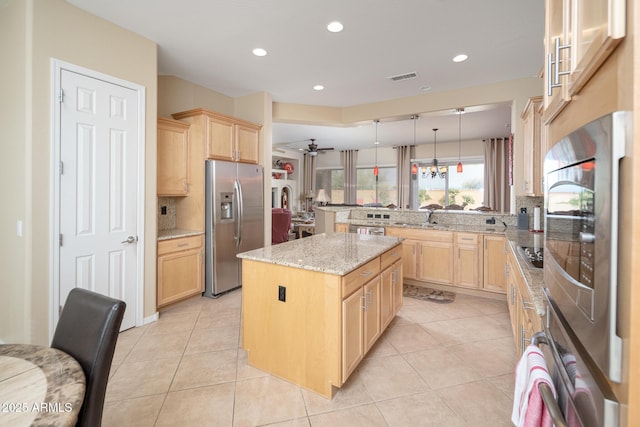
[403, 284, 455, 304]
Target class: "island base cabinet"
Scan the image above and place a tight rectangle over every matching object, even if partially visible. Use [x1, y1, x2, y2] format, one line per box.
[342, 288, 365, 381]
[242, 260, 342, 398]
[241, 244, 402, 399]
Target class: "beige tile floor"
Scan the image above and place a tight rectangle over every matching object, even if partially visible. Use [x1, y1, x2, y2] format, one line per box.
[103, 289, 517, 427]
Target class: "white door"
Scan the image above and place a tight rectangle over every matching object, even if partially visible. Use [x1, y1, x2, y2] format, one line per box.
[58, 69, 139, 331]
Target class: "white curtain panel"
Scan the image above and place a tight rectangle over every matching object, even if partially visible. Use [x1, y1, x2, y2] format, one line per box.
[484, 137, 510, 212]
[341, 150, 358, 205]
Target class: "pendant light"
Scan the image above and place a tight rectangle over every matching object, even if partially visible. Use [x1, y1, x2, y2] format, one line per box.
[456, 108, 464, 173]
[430, 128, 446, 179]
[373, 120, 379, 177]
[411, 115, 418, 176]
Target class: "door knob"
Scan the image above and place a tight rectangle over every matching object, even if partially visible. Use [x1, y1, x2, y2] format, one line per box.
[121, 235, 138, 244]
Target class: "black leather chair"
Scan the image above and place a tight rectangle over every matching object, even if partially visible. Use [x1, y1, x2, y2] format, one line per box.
[51, 288, 126, 427]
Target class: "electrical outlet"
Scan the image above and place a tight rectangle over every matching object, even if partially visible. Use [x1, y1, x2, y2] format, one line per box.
[161, 206, 167, 215]
[367, 214, 373, 218]
[278, 285, 286, 302]
[383, 214, 390, 219]
[374, 214, 381, 219]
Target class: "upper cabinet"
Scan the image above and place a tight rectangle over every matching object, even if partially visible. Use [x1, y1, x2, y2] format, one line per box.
[157, 117, 190, 196]
[543, 0, 625, 124]
[173, 108, 261, 164]
[521, 96, 544, 196]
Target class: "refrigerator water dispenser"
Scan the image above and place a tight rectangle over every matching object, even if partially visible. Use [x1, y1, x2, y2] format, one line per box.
[220, 192, 233, 219]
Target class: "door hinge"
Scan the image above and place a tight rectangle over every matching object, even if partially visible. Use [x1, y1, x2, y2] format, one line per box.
[59, 305, 63, 316]
[59, 233, 63, 247]
[59, 161, 64, 175]
[58, 88, 64, 103]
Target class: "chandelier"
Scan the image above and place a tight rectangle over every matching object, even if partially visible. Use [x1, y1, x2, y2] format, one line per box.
[429, 128, 447, 179]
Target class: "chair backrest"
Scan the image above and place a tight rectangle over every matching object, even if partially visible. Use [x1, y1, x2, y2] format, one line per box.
[52, 288, 126, 427]
[272, 208, 292, 244]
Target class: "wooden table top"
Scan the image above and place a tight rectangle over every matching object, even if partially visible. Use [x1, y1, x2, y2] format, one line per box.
[0, 344, 85, 427]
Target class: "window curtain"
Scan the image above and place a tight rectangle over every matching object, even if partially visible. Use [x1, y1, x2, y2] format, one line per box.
[341, 150, 358, 205]
[303, 153, 316, 207]
[483, 137, 510, 212]
[395, 145, 415, 209]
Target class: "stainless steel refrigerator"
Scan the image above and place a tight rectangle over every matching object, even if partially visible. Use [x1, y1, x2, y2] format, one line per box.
[204, 160, 264, 297]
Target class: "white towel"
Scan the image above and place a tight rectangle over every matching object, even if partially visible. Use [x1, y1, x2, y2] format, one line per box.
[511, 344, 556, 427]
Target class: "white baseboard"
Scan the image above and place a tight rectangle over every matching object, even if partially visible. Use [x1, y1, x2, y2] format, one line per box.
[142, 312, 159, 325]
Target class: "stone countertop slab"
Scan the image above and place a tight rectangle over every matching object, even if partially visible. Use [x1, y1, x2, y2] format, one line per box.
[157, 229, 204, 241]
[237, 232, 403, 276]
[345, 219, 508, 235]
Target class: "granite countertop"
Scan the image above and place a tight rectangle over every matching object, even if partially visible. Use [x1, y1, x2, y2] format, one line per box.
[237, 232, 403, 276]
[344, 219, 508, 235]
[158, 228, 204, 241]
[505, 229, 546, 316]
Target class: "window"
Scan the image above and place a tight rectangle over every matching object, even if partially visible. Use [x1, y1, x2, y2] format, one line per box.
[316, 169, 344, 204]
[316, 166, 397, 206]
[356, 167, 397, 206]
[416, 161, 484, 209]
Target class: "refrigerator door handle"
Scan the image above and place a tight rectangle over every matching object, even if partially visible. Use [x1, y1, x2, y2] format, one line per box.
[234, 179, 244, 248]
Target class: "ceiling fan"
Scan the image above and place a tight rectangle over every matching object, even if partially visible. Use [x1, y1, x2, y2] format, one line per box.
[304, 139, 334, 156]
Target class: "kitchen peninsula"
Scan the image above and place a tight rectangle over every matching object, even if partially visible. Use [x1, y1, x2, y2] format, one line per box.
[238, 233, 403, 398]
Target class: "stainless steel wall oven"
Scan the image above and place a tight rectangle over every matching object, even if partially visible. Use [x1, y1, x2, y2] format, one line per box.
[541, 111, 631, 426]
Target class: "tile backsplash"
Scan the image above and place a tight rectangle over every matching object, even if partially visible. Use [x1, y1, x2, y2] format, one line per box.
[157, 197, 177, 230]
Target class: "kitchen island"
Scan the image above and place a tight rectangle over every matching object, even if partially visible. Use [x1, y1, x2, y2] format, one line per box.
[238, 232, 403, 398]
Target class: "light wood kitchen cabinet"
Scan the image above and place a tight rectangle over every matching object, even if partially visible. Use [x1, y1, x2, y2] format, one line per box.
[506, 249, 542, 356]
[172, 108, 261, 164]
[455, 232, 482, 289]
[334, 223, 349, 233]
[157, 117, 190, 196]
[543, 0, 625, 123]
[417, 231, 454, 285]
[543, 0, 572, 123]
[568, 0, 625, 96]
[399, 239, 418, 279]
[521, 96, 544, 196]
[363, 276, 382, 353]
[483, 235, 507, 293]
[157, 234, 204, 308]
[342, 285, 365, 380]
[242, 243, 402, 398]
[381, 248, 403, 329]
[205, 114, 260, 163]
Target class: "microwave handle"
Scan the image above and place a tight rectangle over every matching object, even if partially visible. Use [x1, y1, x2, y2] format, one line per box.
[608, 111, 627, 383]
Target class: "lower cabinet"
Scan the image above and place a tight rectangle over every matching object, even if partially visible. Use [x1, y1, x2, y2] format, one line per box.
[417, 231, 454, 285]
[455, 232, 482, 288]
[157, 234, 204, 308]
[386, 227, 506, 295]
[334, 223, 349, 233]
[483, 235, 507, 293]
[507, 249, 543, 356]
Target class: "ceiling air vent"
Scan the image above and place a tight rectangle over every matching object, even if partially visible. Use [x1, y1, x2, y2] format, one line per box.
[388, 72, 418, 82]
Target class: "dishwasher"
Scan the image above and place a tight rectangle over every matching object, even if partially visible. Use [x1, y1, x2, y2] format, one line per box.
[348, 224, 385, 235]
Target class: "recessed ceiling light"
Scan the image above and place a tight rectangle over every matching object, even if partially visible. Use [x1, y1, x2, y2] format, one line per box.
[313, 85, 324, 91]
[252, 48, 267, 57]
[453, 54, 468, 63]
[327, 21, 344, 33]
